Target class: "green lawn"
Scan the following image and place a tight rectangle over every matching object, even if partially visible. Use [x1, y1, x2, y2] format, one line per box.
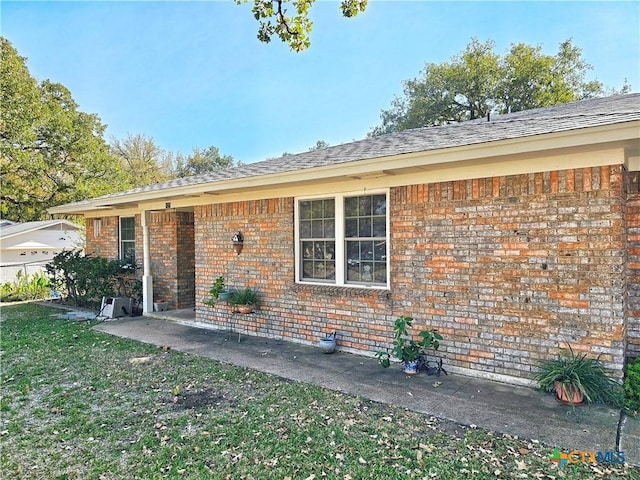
[1, 303, 636, 479]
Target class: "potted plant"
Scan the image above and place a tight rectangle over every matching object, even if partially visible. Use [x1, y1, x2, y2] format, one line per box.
[204, 276, 232, 306]
[376, 316, 442, 375]
[229, 287, 259, 314]
[318, 332, 337, 354]
[534, 345, 623, 407]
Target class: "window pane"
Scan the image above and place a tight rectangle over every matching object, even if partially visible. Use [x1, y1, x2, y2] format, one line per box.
[358, 218, 372, 237]
[358, 196, 371, 216]
[302, 260, 314, 278]
[311, 201, 324, 219]
[373, 264, 387, 283]
[346, 261, 360, 282]
[345, 197, 358, 217]
[323, 199, 335, 218]
[325, 263, 336, 280]
[325, 241, 335, 260]
[346, 240, 360, 260]
[121, 242, 135, 262]
[300, 201, 311, 219]
[121, 217, 135, 241]
[360, 262, 374, 281]
[302, 241, 313, 258]
[373, 195, 386, 215]
[300, 220, 311, 238]
[345, 218, 358, 237]
[374, 241, 386, 261]
[361, 240, 374, 260]
[311, 220, 324, 238]
[373, 217, 386, 237]
[324, 218, 335, 237]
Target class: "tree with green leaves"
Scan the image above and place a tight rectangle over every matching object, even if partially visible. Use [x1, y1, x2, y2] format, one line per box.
[308, 140, 330, 151]
[238, 0, 368, 51]
[0, 37, 125, 222]
[109, 133, 175, 187]
[369, 38, 628, 136]
[174, 145, 237, 178]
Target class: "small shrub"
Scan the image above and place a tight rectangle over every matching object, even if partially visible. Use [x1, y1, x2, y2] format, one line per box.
[46, 250, 139, 307]
[229, 288, 258, 306]
[624, 357, 640, 416]
[204, 276, 226, 306]
[534, 346, 623, 407]
[0, 271, 51, 302]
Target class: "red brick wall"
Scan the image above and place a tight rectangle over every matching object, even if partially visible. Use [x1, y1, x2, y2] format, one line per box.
[194, 165, 629, 381]
[176, 212, 196, 309]
[626, 170, 640, 357]
[85, 217, 119, 258]
[393, 165, 626, 378]
[149, 211, 195, 309]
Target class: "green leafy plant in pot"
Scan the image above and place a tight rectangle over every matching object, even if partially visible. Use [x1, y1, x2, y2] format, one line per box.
[533, 345, 623, 407]
[229, 287, 259, 314]
[376, 316, 442, 375]
[204, 276, 231, 306]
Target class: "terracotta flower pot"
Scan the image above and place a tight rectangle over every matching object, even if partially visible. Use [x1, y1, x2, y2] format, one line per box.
[554, 381, 585, 405]
[236, 305, 254, 314]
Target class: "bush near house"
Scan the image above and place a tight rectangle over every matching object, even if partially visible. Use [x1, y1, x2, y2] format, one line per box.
[46, 250, 141, 307]
[625, 357, 640, 416]
[0, 271, 51, 302]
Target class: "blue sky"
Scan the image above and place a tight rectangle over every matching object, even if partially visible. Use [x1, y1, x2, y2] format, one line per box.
[2, 1, 639, 163]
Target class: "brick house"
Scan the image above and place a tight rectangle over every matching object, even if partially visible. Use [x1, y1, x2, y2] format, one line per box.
[50, 94, 640, 386]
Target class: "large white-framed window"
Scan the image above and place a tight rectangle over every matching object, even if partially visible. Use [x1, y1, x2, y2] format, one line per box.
[119, 216, 136, 263]
[295, 190, 389, 288]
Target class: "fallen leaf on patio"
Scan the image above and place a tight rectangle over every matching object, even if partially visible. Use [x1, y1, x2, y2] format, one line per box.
[432, 382, 442, 387]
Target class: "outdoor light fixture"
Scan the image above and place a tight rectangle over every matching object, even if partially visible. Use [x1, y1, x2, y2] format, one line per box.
[232, 231, 244, 255]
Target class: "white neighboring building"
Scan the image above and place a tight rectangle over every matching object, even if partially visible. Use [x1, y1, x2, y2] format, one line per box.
[0, 219, 84, 283]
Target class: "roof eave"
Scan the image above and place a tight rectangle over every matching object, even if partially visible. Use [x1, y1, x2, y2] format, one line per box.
[48, 120, 640, 216]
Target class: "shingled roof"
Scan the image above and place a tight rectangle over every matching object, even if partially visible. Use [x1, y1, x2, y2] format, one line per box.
[53, 93, 640, 210]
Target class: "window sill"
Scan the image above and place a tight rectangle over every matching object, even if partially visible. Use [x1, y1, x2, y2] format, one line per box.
[291, 283, 391, 299]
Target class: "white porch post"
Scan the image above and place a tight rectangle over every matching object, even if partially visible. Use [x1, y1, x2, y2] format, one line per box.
[141, 210, 153, 314]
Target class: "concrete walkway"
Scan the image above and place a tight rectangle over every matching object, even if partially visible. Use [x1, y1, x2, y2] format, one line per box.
[92, 314, 639, 466]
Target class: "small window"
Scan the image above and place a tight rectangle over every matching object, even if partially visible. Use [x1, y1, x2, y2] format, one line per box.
[296, 191, 389, 288]
[119, 217, 135, 263]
